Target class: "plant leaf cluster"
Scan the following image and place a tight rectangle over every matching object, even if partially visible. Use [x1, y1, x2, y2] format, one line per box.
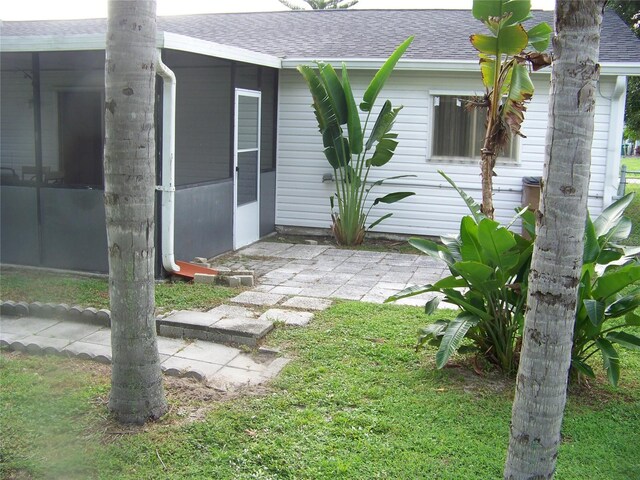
[391, 172, 640, 385]
[298, 37, 416, 245]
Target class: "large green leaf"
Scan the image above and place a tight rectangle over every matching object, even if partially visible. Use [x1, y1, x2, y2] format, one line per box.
[470, 24, 528, 56]
[408, 237, 446, 258]
[322, 130, 350, 169]
[432, 276, 468, 289]
[366, 101, 402, 150]
[459, 216, 483, 263]
[435, 313, 480, 369]
[298, 65, 338, 131]
[441, 234, 462, 263]
[368, 174, 416, 189]
[593, 193, 635, 238]
[420, 320, 449, 338]
[501, 63, 534, 136]
[583, 299, 605, 327]
[571, 358, 596, 378]
[442, 290, 493, 321]
[592, 264, 640, 300]
[583, 216, 600, 264]
[360, 36, 414, 112]
[454, 261, 494, 289]
[472, 0, 532, 27]
[373, 191, 415, 206]
[527, 22, 552, 51]
[439, 171, 485, 223]
[318, 63, 348, 125]
[604, 217, 632, 243]
[367, 213, 392, 231]
[595, 338, 620, 386]
[605, 291, 640, 318]
[341, 64, 363, 155]
[477, 219, 518, 270]
[606, 331, 640, 351]
[424, 297, 441, 315]
[386, 284, 432, 302]
[367, 133, 400, 167]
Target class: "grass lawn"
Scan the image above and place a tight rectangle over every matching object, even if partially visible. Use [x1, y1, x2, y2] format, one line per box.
[621, 156, 640, 178]
[621, 183, 640, 246]
[2, 301, 639, 479]
[0, 269, 237, 313]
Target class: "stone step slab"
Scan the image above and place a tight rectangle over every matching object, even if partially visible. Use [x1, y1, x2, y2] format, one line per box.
[157, 310, 273, 347]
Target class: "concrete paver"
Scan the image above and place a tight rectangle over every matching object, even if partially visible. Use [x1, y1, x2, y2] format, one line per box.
[281, 296, 333, 311]
[230, 291, 285, 306]
[259, 309, 314, 327]
[0, 315, 290, 390]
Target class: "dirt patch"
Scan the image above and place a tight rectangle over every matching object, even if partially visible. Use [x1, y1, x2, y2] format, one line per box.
[264, 233, 424, 255]
[2, 351, 272, 441]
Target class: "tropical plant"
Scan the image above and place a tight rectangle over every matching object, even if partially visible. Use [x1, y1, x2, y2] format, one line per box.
[387, 172, 533, 374]
[298, 37, 416, 245]
[572, 193, 640, 386]
[278, 0, 358, 10]
[390, 174, 640, 383]
[470, 0, 552, 218]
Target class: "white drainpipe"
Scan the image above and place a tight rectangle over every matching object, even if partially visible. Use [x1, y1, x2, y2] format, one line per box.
[156, 52, 180, 273]
[604, 76, 627, 204]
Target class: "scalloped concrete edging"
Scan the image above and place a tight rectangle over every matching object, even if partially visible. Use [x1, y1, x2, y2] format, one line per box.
[0, 301, 111, 327]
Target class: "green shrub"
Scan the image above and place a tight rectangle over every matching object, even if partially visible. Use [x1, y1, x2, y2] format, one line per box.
[391, 172, 640, 384]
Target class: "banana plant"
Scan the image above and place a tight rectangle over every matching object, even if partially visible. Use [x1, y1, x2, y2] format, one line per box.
[470, 0, 552, 219]
[572, 193, 640, 386]
[297, 36, 416, 246]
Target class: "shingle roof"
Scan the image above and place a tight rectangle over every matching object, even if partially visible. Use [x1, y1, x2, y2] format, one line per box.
[2, 9, 639, 63]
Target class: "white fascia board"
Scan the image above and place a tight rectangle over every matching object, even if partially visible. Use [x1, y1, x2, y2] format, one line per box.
[282, 58, 479, 71]
[599, 63, 640, 76]
[160, 32, 281, 69]
[1, 31, 282, 69]
[0, 34, 106, 52]
[282, 58, 640, 76]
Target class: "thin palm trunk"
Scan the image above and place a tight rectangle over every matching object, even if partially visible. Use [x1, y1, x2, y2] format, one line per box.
[504, 1, 605, 478]
[104, 0, 167, 424]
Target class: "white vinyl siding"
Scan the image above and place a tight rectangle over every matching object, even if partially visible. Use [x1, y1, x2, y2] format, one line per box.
[276, 69, 616, 237]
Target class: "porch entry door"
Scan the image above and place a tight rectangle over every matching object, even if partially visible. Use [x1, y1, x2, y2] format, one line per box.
[234, 89, 261, 249]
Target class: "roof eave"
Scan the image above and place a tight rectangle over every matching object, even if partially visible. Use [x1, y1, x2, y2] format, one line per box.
[282, 58, 640, 76]
[0, 32, 282, 69]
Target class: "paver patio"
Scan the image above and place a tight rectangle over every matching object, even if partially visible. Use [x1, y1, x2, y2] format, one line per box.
[220, 241, 447, 307]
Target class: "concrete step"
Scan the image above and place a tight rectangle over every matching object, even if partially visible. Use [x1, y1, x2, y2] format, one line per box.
[157, 305, 274, 347]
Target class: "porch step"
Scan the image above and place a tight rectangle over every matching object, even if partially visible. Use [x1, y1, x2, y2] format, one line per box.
[172, 260, 218, 280]
[157, 305, 273, 347]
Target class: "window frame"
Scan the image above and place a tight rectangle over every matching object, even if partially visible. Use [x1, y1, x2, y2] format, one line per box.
[427, 90, 520, 165]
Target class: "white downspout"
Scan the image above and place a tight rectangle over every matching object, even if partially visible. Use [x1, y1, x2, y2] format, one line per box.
[604, 75, 627, 204]
[156, 52, 180, 273]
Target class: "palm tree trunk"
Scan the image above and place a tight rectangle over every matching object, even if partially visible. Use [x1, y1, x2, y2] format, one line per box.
[104, 0, 167, 424]
[504, 1, 606, 478]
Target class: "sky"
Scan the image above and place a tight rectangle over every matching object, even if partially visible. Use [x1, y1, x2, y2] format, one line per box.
[0, 0, 555, 21]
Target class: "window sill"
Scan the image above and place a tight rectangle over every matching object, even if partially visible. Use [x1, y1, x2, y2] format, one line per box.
[428, 156, 520, 166]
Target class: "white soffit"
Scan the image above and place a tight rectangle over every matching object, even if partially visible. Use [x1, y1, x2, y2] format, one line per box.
[0, 32, 282, 69]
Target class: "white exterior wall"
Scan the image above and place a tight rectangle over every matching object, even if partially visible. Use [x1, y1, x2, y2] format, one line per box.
[276, 68, 621, 237]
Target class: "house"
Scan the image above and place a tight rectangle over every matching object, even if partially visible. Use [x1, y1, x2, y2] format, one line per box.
[1, 9, 639, 274]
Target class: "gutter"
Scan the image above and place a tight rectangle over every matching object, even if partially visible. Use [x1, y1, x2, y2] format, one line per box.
[155, 52, 180, 274]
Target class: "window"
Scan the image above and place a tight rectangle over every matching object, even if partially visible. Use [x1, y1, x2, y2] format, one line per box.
[57, 90, 104, 187]
[431, 95, 517, 161]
